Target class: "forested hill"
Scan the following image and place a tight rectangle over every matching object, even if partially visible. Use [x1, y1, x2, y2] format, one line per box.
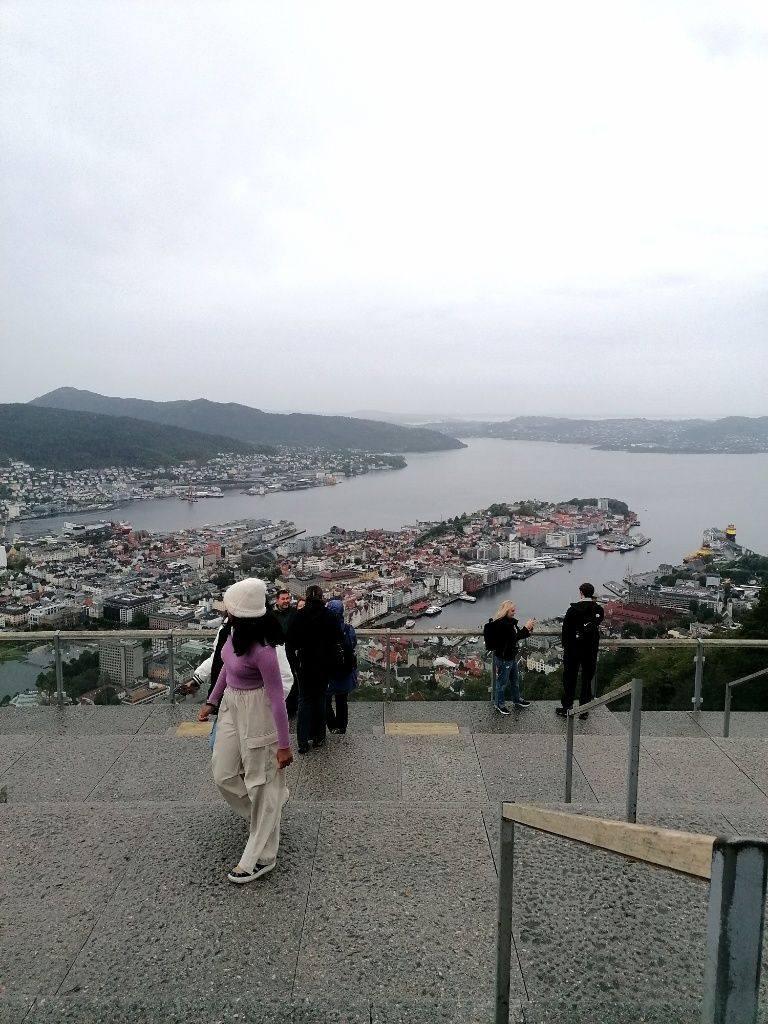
[422, 415, 768, 453]
[0, 405, 266, 469]
[31, 388, 466, 453]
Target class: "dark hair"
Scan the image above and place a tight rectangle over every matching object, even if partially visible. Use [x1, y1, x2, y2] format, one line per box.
[306, 585, 323, 601]
[579, 582, 595, 599]
[230, 613, 284, 656]
[275, 589, 290, 599]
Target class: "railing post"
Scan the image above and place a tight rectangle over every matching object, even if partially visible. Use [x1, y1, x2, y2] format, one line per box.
[121, 641, 129, 689]
[384, 631, 392, 700]
[565, 712, 574, 803]
[167, 632, 176, 704]
[723, 686, 732, 738]
[54, 631, 64, 708]
[693, 640, 705, 712]
[495, 811, 515, 1024]
[702, 838, 768, 1024]
[626, 677, 643, 823]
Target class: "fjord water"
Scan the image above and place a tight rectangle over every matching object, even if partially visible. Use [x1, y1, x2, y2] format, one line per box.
[18, 439, 768, 626]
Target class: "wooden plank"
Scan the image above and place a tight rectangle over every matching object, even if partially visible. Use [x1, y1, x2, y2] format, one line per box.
[175, 722, 212, 737]
[502, 802, 715, 880]
[385, 722, 460, 736]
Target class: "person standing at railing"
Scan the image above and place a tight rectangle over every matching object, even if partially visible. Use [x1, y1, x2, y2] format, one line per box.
[197, 578, 294, 884]
[271, 589, 298, 718]
[557, 582, 604, 721]
[287, 584, 344, 753]
[484, 600, 535, 715]
[325, 598, 358, 734]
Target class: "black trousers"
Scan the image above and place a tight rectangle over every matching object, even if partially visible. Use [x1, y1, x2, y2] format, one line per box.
[285, 678, 298, 718]
[297, 674, 328, 749]
[326, 693, 348, 733]
[561, 647, 598, 710]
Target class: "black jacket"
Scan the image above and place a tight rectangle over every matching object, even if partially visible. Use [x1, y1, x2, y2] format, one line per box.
[272, 605, 296, 639]
[286, 598, 343, 682]
[561, 600, 604, 650]
[486, 616, 531, 661]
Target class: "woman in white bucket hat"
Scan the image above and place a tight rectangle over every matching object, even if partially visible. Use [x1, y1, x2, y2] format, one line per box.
[198, 578, 293, 883]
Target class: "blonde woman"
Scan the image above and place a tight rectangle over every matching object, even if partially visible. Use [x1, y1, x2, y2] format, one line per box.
[484, 600, 535, 715]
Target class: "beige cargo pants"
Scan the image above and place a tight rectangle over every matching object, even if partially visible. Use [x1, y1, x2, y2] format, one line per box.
[212, 687, 289, 872]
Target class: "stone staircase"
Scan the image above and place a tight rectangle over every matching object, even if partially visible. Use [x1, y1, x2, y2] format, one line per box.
[1, 701, 767, 1023]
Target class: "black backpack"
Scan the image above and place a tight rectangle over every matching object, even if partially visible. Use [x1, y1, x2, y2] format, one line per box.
[483, 618, 498, 652]
[329, 623, 357, 677]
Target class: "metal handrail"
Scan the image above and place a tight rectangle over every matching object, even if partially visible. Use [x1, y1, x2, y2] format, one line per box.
[2, 628, 768, 646]
[494, 802, 768, 1024]
[722, 666, 768, 737]
[564, 678, 643, 822]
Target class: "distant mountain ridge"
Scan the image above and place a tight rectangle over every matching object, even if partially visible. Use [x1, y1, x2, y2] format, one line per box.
[31, 388, 465, 453]
[0, 404, 265, 469]
[422, 415, 768, 453]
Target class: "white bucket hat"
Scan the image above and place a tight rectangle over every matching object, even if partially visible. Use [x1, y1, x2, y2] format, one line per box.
[223, 578, 267, 619]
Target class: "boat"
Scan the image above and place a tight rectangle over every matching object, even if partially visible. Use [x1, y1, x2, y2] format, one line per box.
[404, 619, 416, 629]
[423, 605, 443, 616]
[457, 593, 477, 603]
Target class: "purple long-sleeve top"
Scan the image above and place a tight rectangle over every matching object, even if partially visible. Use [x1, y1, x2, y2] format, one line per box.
[207, 637, 290, 749]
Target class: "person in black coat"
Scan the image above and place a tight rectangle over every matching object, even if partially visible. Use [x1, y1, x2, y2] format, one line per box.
[557, 583, 604, 719]
[485, 600, 535, 715]
[286, 585, 343, 753]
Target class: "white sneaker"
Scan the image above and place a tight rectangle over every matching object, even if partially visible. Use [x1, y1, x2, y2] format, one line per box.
[227, 862, 275, 884]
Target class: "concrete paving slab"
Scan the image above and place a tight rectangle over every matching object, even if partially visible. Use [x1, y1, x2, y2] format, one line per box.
[0, 997, 34, 1024]
[372, 1002, 499, 1023]
[0, 914, 99, 1001]
[0, 804, 171, 918]
[641, 736, 768, 806]
[294, 805, 518, 1006]
[572, 735, 686, 805]
[697, 711, 768, 738]
[58, 804, 320, 1000]
[0, 706, 154, 735]
[0, 736, 133, 802]
[88, 735, 209, 801]
[136, 704, 201, 734]
[720, 808, 768, 836]
[398, 735, 487, 802]
[612, 710, 711, 737]
[343, 701, 385, 733]
[521, 1001, 700, 1023]
[468, 702, 625, 736]
[0, 734, 40, 776]
[293, 999, 372, 1023]
[25, 996, 294, 1023]
[384, 702, 474, 726]
[708, 737, 768, 797]
[293, 735, 401, 801]
[502, 825, 711, 1012]
[474, 734, 597, 804]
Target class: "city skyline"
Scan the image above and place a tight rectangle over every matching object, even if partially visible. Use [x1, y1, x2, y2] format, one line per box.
[2, 1, 767, 416]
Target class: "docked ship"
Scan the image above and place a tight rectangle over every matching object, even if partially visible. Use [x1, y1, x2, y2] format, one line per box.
[457, 593, 477, 603]
[423, 605, 443, 616]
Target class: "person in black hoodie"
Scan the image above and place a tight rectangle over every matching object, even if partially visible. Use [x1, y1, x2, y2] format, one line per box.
[287, 585, 343, 753]
[485, 600, 535, 715]
[557, 583, 604, 720]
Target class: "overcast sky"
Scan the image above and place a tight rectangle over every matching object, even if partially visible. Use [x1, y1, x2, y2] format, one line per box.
[1, 1, 767, 418]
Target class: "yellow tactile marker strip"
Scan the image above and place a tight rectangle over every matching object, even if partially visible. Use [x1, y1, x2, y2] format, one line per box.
[176, 722, 213, 737]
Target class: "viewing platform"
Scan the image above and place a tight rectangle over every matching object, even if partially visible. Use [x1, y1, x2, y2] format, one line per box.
[2, 700, 768, 1022]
